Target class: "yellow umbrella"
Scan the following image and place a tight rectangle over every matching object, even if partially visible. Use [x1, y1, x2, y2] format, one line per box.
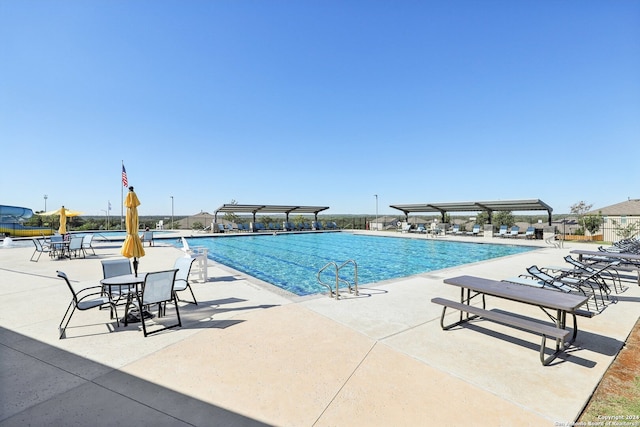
[39, 206, 83, 234]
[121, 186, 145, 276]
[59, 207, 67, 234]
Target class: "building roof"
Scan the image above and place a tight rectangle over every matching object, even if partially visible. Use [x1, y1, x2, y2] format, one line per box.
[390, 199, 552, 214]
[588, 199, 640, 216]
[214, 204, 329, 220]
[390, 199, 553, 225]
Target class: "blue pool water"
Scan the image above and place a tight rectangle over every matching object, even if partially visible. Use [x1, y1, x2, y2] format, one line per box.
[179, 233, 536, 296]
[91, 230, 175, 240]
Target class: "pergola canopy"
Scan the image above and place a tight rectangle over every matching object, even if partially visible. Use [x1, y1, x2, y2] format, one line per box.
[390, 199, 553, 225]
[214, 204, 330, 222]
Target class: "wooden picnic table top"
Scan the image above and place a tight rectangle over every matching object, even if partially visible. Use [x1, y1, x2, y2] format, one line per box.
[570, 249, 640, 261]
[443, 275, 590, 312]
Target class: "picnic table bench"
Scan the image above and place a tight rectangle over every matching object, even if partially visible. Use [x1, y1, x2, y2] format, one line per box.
[432, 275, 590, 365]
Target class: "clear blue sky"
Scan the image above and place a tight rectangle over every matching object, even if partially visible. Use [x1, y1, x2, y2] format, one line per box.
[2, 1, 639, 218]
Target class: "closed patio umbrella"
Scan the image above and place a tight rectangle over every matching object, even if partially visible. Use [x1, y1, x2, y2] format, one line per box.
[39, 206, 83, 234]
[121, 186, 145, 276]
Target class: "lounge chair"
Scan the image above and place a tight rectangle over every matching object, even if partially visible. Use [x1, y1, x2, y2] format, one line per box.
[497, 225, 508, 237]
[194, 224, 211, 233]
[563, 255, 623, 294]
[524, 226, 535, 239]
[401, 224, 412, 233]
[526, 265, 605, 312]
[466, 224, 481, 236]
[506, 226, 520, 238]
[449, 224, 461, 235]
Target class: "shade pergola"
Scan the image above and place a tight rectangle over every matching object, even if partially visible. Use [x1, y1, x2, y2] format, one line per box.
[214, 204, 330, 223]
[390, 199, 553, 225]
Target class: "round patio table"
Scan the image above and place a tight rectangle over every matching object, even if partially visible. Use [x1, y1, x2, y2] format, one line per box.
[100, 273, 151, 324]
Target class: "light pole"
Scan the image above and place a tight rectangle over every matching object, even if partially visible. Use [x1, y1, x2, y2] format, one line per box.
[170, 196, 174, 230]
[101, 210, 109, 230]
[44, 194, 48, 212]
[374, 194, 378, 231]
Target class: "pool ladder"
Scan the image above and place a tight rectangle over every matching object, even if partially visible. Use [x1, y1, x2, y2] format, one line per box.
[317, 260, 358, 300]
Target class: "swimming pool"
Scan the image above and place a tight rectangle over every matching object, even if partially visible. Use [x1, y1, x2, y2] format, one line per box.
[91, 230, 176, 241]
[180, 233, 536, 296]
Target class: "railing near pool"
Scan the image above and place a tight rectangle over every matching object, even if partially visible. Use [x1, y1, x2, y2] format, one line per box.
[317, 259, 359, 300]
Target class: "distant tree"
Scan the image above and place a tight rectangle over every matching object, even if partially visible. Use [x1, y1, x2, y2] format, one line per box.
[192, 221, 204, 230]
[611, 219, 640, 240]
[476, 212, 489, 226]
[570, 201, 593, 235]
[583, 213, 603, 235]
[493, 211, 515, 227]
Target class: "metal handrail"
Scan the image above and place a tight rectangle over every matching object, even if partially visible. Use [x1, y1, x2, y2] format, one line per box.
[317, 259, 358, 299]
[317, 262, 338, 298]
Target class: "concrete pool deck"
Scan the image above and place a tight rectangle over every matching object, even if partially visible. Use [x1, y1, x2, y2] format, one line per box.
[1, 231, 638, 426]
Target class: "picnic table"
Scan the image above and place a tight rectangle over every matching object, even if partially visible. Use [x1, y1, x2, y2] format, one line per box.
[432, 275, 590, 365]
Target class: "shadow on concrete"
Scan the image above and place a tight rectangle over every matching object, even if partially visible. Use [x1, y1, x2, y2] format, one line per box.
[0, 327, 270, 426]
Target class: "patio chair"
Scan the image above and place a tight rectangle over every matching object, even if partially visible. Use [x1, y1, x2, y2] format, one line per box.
[68, 235, 84, 258]
[135, 269, 181, 337]
[141, 231, 154, 246]
[49, 234, 65, 258]
[81, 234, 95, 256]
[449, 224, 460, 235]
[101, 259, 134, 303]
[173, 256, 197, 305]
[30, 238, 51, 262]
[506, 226, 520, 238]
[497, 225, 508, 237]
[57, 270, 118, 339]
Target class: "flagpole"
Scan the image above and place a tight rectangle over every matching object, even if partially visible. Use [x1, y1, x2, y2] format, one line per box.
[121, 160, 124, 230]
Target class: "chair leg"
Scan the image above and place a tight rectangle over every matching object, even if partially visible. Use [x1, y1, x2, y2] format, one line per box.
[59, 301, 76, 339]
[175, 285, 198, 305]
[30, 250, 42, 262]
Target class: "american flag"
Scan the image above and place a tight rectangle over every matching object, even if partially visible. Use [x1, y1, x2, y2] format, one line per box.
[122, 165, 128, 187]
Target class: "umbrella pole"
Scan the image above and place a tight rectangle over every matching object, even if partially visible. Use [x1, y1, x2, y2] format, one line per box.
[133, 257, 138, 277]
